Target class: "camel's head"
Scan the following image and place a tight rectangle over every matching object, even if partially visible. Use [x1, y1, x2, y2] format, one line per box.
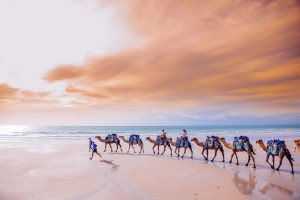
[219, 137, 225, 141]
[146, 137, 150, 140]
[119, 136, 124, 139]
[167, 138, 173, 142]
[95, 136, 100, 139]
[256, 139, 263, 144]
[294, 139, 300, 144]
[191, 138, 197, 142]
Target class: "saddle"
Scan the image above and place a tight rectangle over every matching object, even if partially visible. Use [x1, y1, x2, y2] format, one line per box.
[267, 139, 285, 155]
[106, 134, 118, 142]
[204, 136, 219, 148]
[129, 134, 141, 144]
[176, 137, 190, 148]
[156, 135, 167, 145]
[233, 136, 249, 150]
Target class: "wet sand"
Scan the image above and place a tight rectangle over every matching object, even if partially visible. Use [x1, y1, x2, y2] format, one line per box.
[0, 138, 299, 200]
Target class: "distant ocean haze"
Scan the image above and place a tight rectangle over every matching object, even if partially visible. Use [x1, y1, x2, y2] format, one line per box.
[0, 125, 299, 141]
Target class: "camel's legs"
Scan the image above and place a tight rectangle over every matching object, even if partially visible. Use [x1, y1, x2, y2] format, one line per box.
[119, 143, 123, 152]
[211, 149, 218, 162]
[266, 154, 274, 169]
[181, 147, 187, 158]
[189, 147, 193, 158]
[287, 156, 294, 173]
[285, 149, 294, 173]
[157, 145, 160, 155]
[152, 144, 156, 154]
[272, 155, 275, 169]
[108, 143, 113, 152]
[250, 153, 256, 168]
[246, 154, 250, 166]
[115, 143, 118, 152]
[104, 143, 107, 152]
[234, 152, 239, 165]
[138, 143, 143, 153]
[206, 149, 209, 160]
[132, 144, 136, 153]
[175, 147, 178, 156]
[229, 152, 234, 163]
[202, 148, 207, 160]
[167, 144, 172, 156]
[219, 148, 225, 162]
[177, 148, 180, 157]
[276, 155, 284, 171]
[127, 144, 130, 153]
[161, 145, 166, 155]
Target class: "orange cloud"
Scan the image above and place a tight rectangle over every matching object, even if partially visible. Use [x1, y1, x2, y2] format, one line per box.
[0, 84, 19, 107]
[0, 83, 53, 110]
[43, 0, 300, 115]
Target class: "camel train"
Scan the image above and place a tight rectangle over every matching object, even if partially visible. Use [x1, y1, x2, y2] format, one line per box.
[93, 131, 296, 173]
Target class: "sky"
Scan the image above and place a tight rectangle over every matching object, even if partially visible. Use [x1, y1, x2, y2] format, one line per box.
[0, 0, 300, 125]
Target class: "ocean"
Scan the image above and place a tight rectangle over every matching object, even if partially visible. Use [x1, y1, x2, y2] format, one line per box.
[0, 125, 299, 141]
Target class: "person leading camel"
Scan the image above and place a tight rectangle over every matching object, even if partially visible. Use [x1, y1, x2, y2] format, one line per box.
[90, 141, 102, 160]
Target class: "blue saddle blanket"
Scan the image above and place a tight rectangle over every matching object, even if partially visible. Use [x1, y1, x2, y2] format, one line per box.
[233, 136, 249, 150]
[106, 134, 118, 142]
[176, 137, 190, 148]
[129, 134, 141, 144]
[267, 139, 285, 155]
[156, 136, 167, 145]
[204, 136, 219, 148]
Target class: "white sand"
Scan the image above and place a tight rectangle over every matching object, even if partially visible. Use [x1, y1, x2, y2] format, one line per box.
[0, 138, 299, 200]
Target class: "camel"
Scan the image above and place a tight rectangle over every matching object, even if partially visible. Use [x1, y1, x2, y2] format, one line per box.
[294, 139, 300, 153]
[95, 135, 122, 152]
[167, 138, 193, 158]
[219, 137, 256, 168]
[119, 136, 144, 153]
[256, 139, 294, 173]
[146, 137, 172, 156]
[191, 138, 225, 162]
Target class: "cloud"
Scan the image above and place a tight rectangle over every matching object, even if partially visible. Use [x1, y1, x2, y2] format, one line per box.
[0, 83, 54, 110]
[41, 0, 300, 118]
[0, 84, 19, 106]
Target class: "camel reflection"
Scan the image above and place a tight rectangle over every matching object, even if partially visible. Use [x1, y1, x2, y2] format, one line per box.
[232, 172, 256, 195]
[260, 183, 294, 197]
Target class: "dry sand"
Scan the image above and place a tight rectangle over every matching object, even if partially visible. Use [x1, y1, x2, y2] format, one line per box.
[0, 138, 299, 200]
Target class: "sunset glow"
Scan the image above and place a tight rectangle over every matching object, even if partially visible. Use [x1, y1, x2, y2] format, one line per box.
[0, 0, 299, 125]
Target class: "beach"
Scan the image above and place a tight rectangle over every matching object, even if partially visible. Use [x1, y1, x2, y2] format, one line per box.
[0, 133, 299, 200]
